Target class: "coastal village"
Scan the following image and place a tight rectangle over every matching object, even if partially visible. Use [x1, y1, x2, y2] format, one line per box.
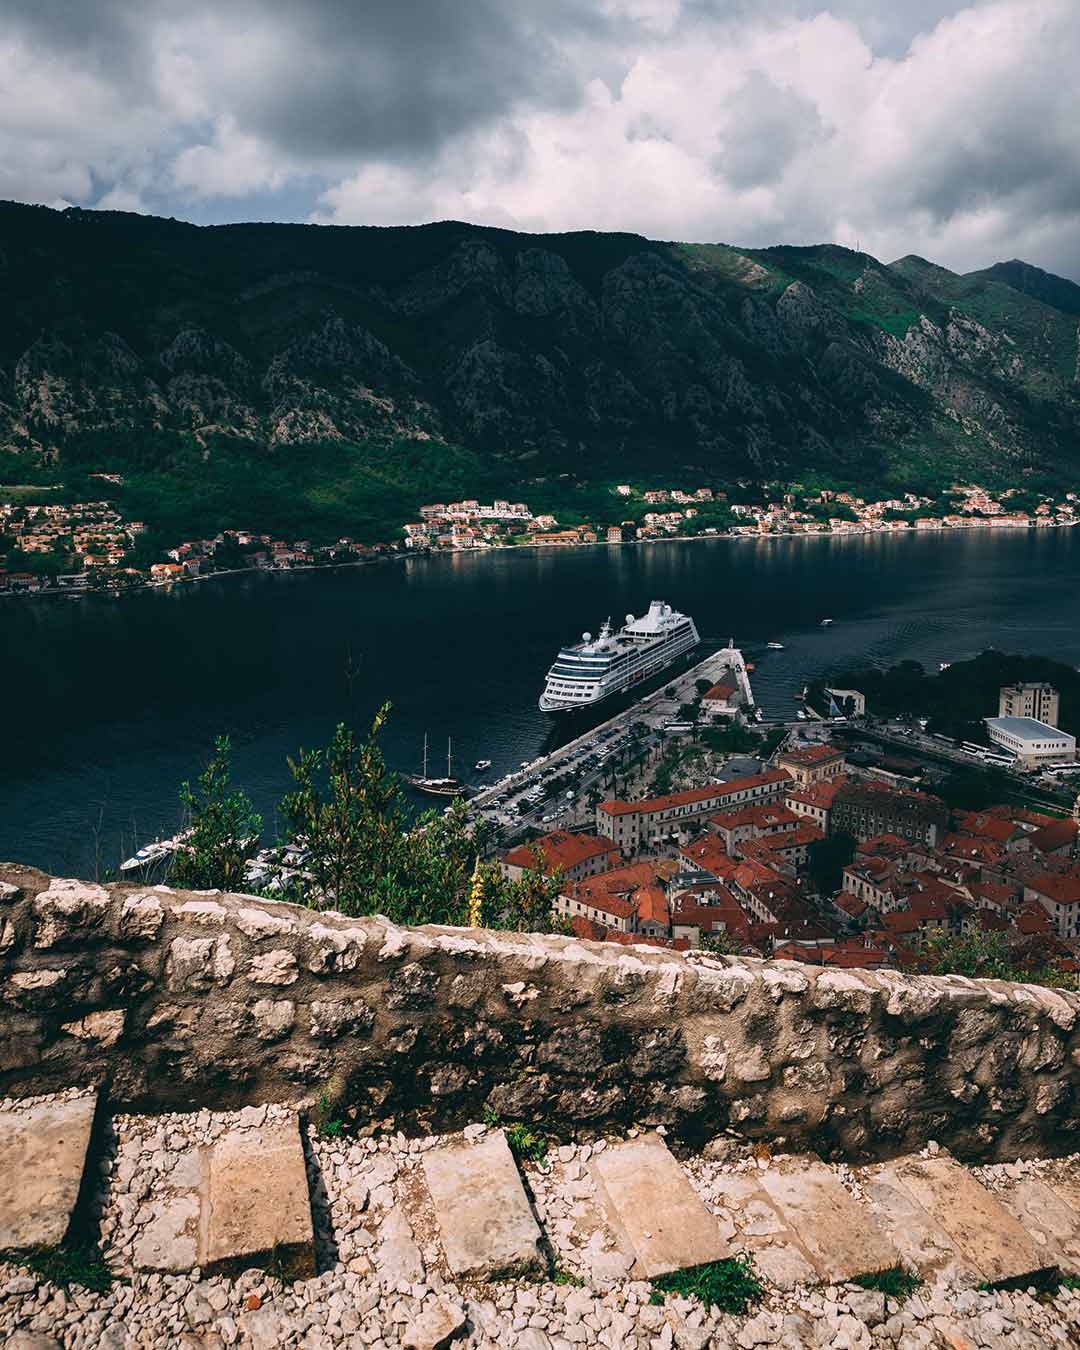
[2, 478, 1078, 595]
[496, 673, 1080, 981]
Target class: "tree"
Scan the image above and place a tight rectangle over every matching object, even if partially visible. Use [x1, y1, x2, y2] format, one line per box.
[923, 927, 1078, 991]
[923, 928, 1014, 980]
[702, 928, 741, 956]
[280, 704, 565, 930]
[805, 830, 856, 896]
[171, 737, 262, 891]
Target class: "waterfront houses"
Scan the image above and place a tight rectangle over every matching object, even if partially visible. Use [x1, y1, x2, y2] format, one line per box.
[3, 478, 1080, 598]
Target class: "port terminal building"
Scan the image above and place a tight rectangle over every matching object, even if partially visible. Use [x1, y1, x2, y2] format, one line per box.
[984, 716, 1076, 767]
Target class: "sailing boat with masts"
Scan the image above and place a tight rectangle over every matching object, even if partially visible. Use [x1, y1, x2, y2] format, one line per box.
[405, 733, 469, 797]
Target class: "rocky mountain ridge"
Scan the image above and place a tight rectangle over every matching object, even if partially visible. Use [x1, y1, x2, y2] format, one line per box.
[1, 201, 1079, 493]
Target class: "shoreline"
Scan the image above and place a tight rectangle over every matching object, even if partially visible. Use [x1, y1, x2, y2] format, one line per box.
[3, 515, 1077, 604]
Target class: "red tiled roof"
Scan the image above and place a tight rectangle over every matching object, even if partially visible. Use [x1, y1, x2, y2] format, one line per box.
[1026, 819, 1079, 854]
[599, 770, 790, 818]
[1026, 872, 1080, 906]
[503, 831, 619, 873]
[633, 885, 670, 927]
[786, 777, 849, 809]
[940, 834, 1006, 864]
[677, 839, 740, 879]
[774, 940, 890, 970]
[856, 833, 912, 858]
[711, 804, 800, 832]
[778, 744, 845, 766]
[703, 680, 738, 700]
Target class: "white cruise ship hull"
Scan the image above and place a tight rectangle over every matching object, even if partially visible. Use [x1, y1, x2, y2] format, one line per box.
[539, 600, 699, 712]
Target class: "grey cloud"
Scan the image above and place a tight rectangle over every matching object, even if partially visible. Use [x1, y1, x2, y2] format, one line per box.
[1, 0, 1080, 283]
[713, 71, 825, 190]
[683, 0, 995, 55]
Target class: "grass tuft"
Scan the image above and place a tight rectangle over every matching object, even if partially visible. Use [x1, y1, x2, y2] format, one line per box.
[854, 1266, 923, 1298]
[650, 1254, 763, 1315]
[12, 1245, 116, 1293]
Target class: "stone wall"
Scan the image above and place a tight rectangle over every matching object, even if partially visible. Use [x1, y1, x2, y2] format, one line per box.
[3, 863, 1080, 1162]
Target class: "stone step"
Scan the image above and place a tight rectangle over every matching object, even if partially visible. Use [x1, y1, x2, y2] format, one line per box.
[0, 1090, 99, 1252]
[861, 1165, 982, 1285]
[203, 1116, 315, 1278]
[994, 1174, 1080, 1276]
[882, 1155, 1056, 1288]
[422, 1130, 545, 1280]
[133, 1115, 315, 1278]
[705, 1173, 817, 1291]
[587, 1133, 731, 1279]
[757, 1156, 900, 1285]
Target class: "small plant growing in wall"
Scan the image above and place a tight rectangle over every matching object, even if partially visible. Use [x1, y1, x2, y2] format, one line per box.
[313, 1087, 345, 1138]
[505, 1122, 548, 1163]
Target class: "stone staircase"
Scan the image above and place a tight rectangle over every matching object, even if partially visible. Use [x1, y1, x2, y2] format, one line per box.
[4, 1090, 1080, 1348]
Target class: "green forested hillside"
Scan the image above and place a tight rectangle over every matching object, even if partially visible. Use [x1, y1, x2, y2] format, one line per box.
[1, 202, 1078, 542]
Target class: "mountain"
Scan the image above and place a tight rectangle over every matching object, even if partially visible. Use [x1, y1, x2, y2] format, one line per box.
[974, 260, 1080, 318]
[1, 201, 1078, 540]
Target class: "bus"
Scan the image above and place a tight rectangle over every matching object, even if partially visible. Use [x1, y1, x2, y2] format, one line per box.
[983, 753, 1013, 767]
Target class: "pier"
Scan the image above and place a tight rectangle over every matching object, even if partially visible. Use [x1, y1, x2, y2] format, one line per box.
[469, 643, 756, 836]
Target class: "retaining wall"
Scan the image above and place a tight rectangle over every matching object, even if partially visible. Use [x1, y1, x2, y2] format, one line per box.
[2, 863, 1080, 1161]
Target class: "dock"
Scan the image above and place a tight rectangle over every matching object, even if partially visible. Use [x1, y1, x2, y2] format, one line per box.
[468, 643, 755, 833]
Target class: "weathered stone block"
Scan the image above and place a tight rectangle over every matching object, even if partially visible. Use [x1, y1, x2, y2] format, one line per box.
[759, 1156, 900, 1283]
[304, 922, 367, 973]
[61, 1008, 126, 1046]
[115, 892, 165, 942]
[204, 1116, 315, 1276]
[0, 1091, 98, 1250]
[385, 961, 438, 1009]
[309, 999, 375, 1042]
[32, 879, 111, 949]
[165, 936, 234, 991]
[589, 1132, 731, 1278]
[423, 1131, 545, 1279]
[247, 949, 299, 985]
[235, 906, 297, 940]
[251, 999, 295, 1041]
[171, 899, 228, 926]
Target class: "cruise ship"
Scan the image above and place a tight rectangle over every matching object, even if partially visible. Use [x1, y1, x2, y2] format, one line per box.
[539, 600, 700, 712]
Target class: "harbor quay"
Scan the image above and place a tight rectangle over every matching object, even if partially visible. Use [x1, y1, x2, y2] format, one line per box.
[468, 642, 756, 841]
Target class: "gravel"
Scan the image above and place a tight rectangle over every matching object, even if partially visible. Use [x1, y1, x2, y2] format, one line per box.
[3, 1098, 1080, 1348]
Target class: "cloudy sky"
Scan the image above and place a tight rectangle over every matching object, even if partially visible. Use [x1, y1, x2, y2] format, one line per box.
[2, 0, 1079, 278]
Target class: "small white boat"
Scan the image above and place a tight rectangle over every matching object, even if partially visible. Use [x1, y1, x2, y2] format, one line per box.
[820, 618, 834, 626]
[475, 759, 492, 771]
[766, 642, 784, 650]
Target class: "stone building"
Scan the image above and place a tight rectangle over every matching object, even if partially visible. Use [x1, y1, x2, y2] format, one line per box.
[999, 682, 1060, 727]
[499, 831, 622, 882]
[831, 781, 948, 848]
[776, 744, 846, 787]
[596, 770, 790, 853]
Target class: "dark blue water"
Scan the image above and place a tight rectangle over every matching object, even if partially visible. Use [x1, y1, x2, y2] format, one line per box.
[3, 528, 1079, 877]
